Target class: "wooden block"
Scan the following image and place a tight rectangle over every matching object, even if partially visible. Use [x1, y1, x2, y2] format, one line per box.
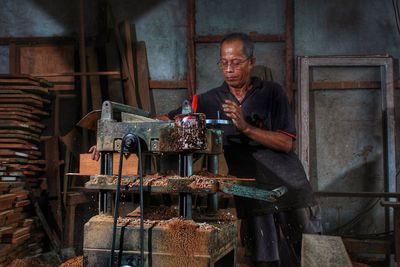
[301, 234, 352, 267]
[79, 153, 138, 176]
[14, 200, 30, 208]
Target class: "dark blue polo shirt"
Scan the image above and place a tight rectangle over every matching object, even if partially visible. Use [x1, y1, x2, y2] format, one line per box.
[169, 77, 317, 217]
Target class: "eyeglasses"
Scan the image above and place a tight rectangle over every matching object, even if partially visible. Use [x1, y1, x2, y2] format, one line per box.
[217, 58, 250, 70]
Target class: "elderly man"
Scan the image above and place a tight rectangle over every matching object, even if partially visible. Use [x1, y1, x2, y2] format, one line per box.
[166, 33, 321, 266]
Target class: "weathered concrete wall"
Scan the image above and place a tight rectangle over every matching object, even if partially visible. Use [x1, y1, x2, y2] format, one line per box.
[295, 0, 400, 235]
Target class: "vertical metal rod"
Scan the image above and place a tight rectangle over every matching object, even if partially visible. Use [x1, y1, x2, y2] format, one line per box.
[179, 154, 193, 219]
[207, 154, 219, 213]
[100, 152, 113, 214]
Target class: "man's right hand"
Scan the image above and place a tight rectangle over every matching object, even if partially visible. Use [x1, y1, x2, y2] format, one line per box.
[89, 145, 100, 161]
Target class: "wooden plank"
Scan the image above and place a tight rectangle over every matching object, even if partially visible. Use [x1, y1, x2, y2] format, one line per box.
[0, 36, 74, 45]
[0, 104, 49, 116]
[0, 133, 40, 143]
[149, 80, 188, 89]
[285, 0, 294, 103]
[136, 41, 152, 113]
[0, 111, 40, 120]
[342, 238, 391, 254]
[19, 45, 75, 86]
[187, 0, 196, 96]
[87, 46, 103, 110]
[0, 74, 53, 87]
[9, 43, 18, 74]
[195, 33, 286, 43]
[0, 143, 38, 150]
[36, 70, 120, 77]
[78, 153, 138, 176]
[0, 105, 48, 116]
[120, 20, 138, 107]
[0, 93, 50, 104]
[301, 234, 352, 267]
[310, 80, 400, 90]
[0, 98, 44, 107]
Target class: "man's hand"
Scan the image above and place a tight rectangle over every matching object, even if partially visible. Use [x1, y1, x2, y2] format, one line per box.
[222, 100, 251, 132]
[89, 145, 100, 161]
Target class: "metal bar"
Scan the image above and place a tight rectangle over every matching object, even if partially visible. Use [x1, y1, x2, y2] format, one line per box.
[187, 0, 196, 96]
[285, 0, 294, 103]
[297, 57, 311, 178]
[195, 33, 285, 43]
[382, 58, 396, 232]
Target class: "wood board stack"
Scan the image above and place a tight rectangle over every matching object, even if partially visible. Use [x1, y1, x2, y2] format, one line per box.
[0, 75, 50, 189]
[0, 75, 51, 265]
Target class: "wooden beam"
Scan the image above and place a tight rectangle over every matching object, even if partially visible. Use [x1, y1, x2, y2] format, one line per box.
[187, 0, 196, 96]
[79, 0, 88, 149]
[136, 41, 152, 113]
[0, 37, 74, 45]
[149, 80, 188, 89]
[285, 0, 294, 103]
[36, 71, 120, 77]
[122, 20, 138, 107]
[310, 80, 400, 90]
[8, 43, 18, 74]
[195, 33, 285, 43]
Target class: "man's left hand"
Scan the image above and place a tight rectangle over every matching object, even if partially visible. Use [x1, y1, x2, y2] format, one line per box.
[222, 100, 251, 132]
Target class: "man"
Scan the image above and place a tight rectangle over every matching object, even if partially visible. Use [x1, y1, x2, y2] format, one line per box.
[166, 33, 321, 266]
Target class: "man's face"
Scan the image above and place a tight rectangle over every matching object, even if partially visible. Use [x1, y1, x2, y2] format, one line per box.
[219, 40, 254, 89]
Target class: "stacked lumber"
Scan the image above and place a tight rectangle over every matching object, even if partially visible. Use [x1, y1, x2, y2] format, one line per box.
[0, 75, 50, 266]
[0, 182, 45, 266]
[0, 75, 50, 189]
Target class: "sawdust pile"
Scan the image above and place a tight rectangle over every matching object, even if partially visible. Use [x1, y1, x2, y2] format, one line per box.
[59, 256, 83, 267]
[161, 218, 207, 267]
[9, 258, 49, 267]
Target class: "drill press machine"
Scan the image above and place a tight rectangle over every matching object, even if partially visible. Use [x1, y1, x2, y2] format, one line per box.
[82, 101, 287, 267]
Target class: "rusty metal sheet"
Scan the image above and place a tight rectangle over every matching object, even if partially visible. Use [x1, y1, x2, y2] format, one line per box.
[76, 109, 101, 131]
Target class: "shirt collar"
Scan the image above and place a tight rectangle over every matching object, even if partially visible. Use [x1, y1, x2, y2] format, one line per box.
[218, 76, 262, 93]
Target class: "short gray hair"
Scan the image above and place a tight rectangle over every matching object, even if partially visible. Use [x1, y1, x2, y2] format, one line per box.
[220, 32, 254, 58]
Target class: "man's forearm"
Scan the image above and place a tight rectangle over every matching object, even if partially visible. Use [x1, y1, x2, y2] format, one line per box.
[242, 126, 293, 153]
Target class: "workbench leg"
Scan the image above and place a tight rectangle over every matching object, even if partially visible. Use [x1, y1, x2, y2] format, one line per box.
[67, 204, 77, 247]
[395, 208, 400, 264]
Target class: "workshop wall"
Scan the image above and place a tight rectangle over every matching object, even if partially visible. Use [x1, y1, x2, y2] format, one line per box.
[295, 0, 400, 236]
[0, 0, 399, 238]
